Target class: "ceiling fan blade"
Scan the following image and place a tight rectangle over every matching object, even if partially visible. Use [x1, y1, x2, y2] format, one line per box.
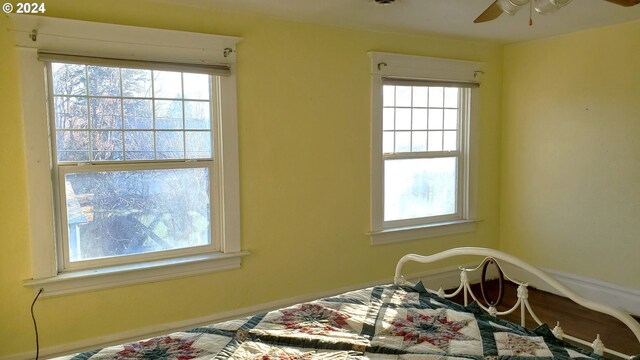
[474, 1, 504, 23]
[604, 0, 640, 6]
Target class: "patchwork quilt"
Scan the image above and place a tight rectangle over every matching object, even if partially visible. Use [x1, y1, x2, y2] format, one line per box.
[56, 282, 603, 359]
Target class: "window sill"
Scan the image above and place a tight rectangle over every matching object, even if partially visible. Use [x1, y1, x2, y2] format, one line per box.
[23, 251, 249, 297]
[369, 219, 480, 245]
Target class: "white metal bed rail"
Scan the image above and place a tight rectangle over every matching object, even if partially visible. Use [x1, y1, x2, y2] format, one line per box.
[394, 247, 640, 359]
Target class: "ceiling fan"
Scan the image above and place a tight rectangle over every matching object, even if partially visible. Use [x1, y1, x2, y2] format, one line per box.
[474, 0, 640, 24]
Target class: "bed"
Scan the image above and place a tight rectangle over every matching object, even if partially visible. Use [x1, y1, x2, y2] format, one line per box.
[53, 247, 640, 360]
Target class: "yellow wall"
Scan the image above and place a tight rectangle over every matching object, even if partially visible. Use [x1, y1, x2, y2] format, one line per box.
[0, 8, 32, 359]
[0, 0, 503, 357]
[501, 20, 640, 289]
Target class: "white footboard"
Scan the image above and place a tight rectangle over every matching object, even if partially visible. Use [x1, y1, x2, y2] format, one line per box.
[394, 247, 640, 359]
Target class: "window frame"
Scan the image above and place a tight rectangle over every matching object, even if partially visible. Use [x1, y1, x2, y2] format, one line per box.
[10, 14, 245, 296]
[369, 52, 482, 245]
[381, 80, 471, 228]
[45, 61, 221, 271]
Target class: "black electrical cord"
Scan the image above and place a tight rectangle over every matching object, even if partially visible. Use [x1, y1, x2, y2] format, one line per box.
[31, 288, 44, 360]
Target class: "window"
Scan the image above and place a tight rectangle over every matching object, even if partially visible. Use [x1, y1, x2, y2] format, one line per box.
[49, 61, 219, 269]
[11, 15, 243, 296]
[369, 52, 481, 245]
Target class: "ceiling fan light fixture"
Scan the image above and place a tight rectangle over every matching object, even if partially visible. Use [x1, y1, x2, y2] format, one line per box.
[533, 0, 572, 14]
[473, 0, 636, 26]
[496, 0, 530, 15]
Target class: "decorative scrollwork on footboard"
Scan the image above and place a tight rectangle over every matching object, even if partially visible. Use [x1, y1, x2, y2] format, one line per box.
[480, 258, 504, 308]
[394, 247, 640, 359]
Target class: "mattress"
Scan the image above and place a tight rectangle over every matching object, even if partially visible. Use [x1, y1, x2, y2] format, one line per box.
[55, 282, 602, 359]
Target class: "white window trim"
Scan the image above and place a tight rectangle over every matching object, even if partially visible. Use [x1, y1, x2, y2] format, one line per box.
[9, 14, 246, 296]
[368, 52, 482, 245]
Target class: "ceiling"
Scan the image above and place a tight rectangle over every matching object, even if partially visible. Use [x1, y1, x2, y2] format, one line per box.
[154, 0, 640, 43]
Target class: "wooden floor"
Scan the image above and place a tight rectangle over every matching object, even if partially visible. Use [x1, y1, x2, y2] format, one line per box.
[448, 281, 640, 357]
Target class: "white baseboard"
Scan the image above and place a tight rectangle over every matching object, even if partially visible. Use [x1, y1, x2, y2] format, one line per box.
[498, 264, 640, 316]
[539, 269, 640, 316]
[5, 265, 637, 360]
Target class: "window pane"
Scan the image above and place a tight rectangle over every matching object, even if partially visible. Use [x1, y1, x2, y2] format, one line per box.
[411, 131, 427, 152]
[428, 87, 444, 107]
[412, 87, 428, 107]
[153, 71, 182, 99]
[155, 100, 183, 129]
[395, 131, 411, 153]
[396, 86, 412, 107]
[125, 131, 154, 160]
[88, 66, 121, 96]
[183, 73, 210, 100]
[122, 69, 152, 98]
[383, 108, 394, 131]
[428, 109, 443, 130]
[444, 109, 458, 130]
[123, 99, 153, 129]
[443, 131, 457, 151]
[395, 108, 411, 130]
[185, 131, 212, 159]
[55, 96, 88, 129]
[156, 131, 184, 159]
[91, 131, 123, 161]
[52, 63, 86, 96]
[90, 98, 122, 129]
[412, 109, 427, 130]
[64, 168, 210, 262]
[384, 157, 457, 221]
[444, 87, 459, 108]
[383, 85, 395, 107]
[57, 131, 89, 162]
[184, 101, 211, 129]
[428, 131, 443, 151]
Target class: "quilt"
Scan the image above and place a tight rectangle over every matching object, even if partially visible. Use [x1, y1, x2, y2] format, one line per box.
[56, 282, 603, 359]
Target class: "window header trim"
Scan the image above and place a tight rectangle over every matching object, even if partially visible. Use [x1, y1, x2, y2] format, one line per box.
[382, 76, 480, 89]
[8, 14, 240, 66]
[369, 52, 484, 85]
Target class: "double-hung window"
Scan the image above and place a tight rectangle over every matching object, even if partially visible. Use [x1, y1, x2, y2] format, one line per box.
[47, 57, 221, 269]
[369, 52, 481, 244]
[11, 15, 243, 295]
